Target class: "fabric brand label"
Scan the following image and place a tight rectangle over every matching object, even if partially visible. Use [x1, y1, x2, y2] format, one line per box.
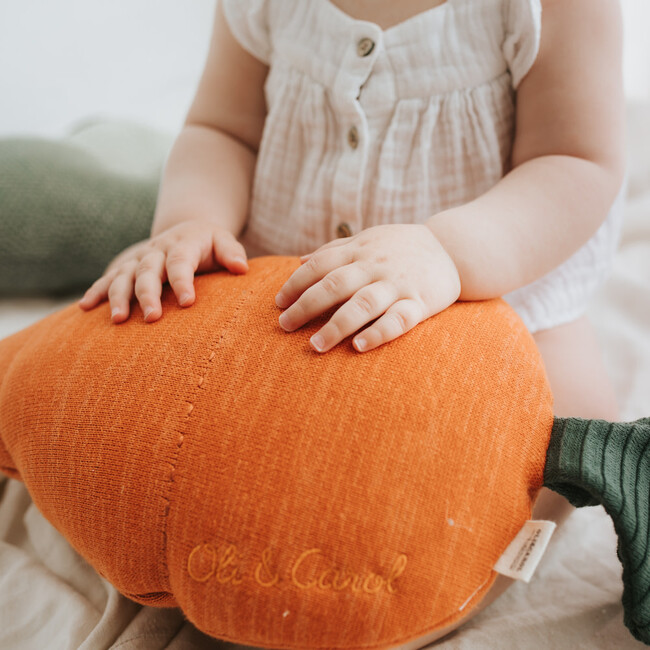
[493, 520, 556, 582]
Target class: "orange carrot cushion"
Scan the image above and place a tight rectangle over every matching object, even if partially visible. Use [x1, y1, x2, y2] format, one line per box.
[0, 256, 553, 649]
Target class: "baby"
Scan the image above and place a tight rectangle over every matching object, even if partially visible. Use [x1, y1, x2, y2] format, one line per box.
[79, 0, 625, 645]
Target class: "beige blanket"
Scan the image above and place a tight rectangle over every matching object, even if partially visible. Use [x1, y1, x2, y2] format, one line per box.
[1, 105, 649, 648]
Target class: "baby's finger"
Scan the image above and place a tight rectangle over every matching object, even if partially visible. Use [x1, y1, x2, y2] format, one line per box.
[212, 231, 248, 274]
[308, 281, 397, 353]
[166, 243, 202, 308]
[299, 237, 350, 263]
[107, 265, 137, 323]
[278, 263, 370, 332]
[79, 273, 115, 310]
[352, 298, 424, 353]
[134, 250, 166, 322]
[275, 245, 353, 309]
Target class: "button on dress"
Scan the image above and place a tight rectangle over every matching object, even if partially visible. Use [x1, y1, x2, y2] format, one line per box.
[223, 0, 624, 332]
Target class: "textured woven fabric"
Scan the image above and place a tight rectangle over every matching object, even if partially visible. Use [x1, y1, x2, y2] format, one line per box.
[0, 256, 554, 649]
[222, 0, 624, 333]
[544, 417, 650, 645]
[0, 122, 167, 295]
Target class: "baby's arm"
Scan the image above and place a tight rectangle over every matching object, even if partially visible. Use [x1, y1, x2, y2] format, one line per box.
[277, 0, 624, 354]
[427, 0, 625, 300]
[80, 3, 268, 322]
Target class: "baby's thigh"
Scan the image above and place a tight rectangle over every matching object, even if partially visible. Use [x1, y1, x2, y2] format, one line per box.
[532, 315, 619, 421]
[529, 315, 619, 539]
[528, 315, 619, 533]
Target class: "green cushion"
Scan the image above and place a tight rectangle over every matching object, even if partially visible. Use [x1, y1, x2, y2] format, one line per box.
[0, 121, 171, 295]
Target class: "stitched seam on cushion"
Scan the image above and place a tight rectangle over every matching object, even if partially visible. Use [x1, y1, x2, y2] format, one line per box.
[159, 286, 254, 590]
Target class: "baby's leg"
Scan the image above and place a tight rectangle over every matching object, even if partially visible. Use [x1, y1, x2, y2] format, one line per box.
[533, 315, 619, 421]
[394, 315, 618, 650]
[531, 315, 619, 523]
[539, 321, 650, 642]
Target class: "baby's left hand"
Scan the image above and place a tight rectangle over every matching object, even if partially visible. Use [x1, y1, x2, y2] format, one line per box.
[275, 224, 461, 353]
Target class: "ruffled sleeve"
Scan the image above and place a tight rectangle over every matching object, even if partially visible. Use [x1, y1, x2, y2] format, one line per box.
[502, 0, 542, 89]
[222, 0, 272, 64]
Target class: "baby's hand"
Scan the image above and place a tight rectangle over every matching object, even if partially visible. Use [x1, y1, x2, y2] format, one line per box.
[275, 224, 461, 353]
[79, 220, 248, 323]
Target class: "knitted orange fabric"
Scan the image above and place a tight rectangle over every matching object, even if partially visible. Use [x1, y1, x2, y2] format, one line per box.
[0, 256, 553, 650]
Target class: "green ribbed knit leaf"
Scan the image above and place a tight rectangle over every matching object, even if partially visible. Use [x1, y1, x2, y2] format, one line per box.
[544, 417, 650, 644]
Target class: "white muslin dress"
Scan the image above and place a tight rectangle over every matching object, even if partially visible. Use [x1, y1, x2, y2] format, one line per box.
[222, 0, 624, 333]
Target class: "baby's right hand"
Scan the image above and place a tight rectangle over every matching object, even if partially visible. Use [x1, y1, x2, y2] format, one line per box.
[79, 220, 248, 323]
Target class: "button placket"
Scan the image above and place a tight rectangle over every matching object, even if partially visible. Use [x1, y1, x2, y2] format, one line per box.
[330, 26, 381, 242]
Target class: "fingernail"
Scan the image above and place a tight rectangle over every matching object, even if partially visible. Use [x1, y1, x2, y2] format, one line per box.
[233, 256, 247, 267]
[310, 334, 325, 352]
[144, 307, 154, 321]
[275, 292, 289, 308]
[354, 338, 367, 352]
[111, 308, 120, 321]
[180, 293, 192, 306]
[278, 312, 291, 331]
